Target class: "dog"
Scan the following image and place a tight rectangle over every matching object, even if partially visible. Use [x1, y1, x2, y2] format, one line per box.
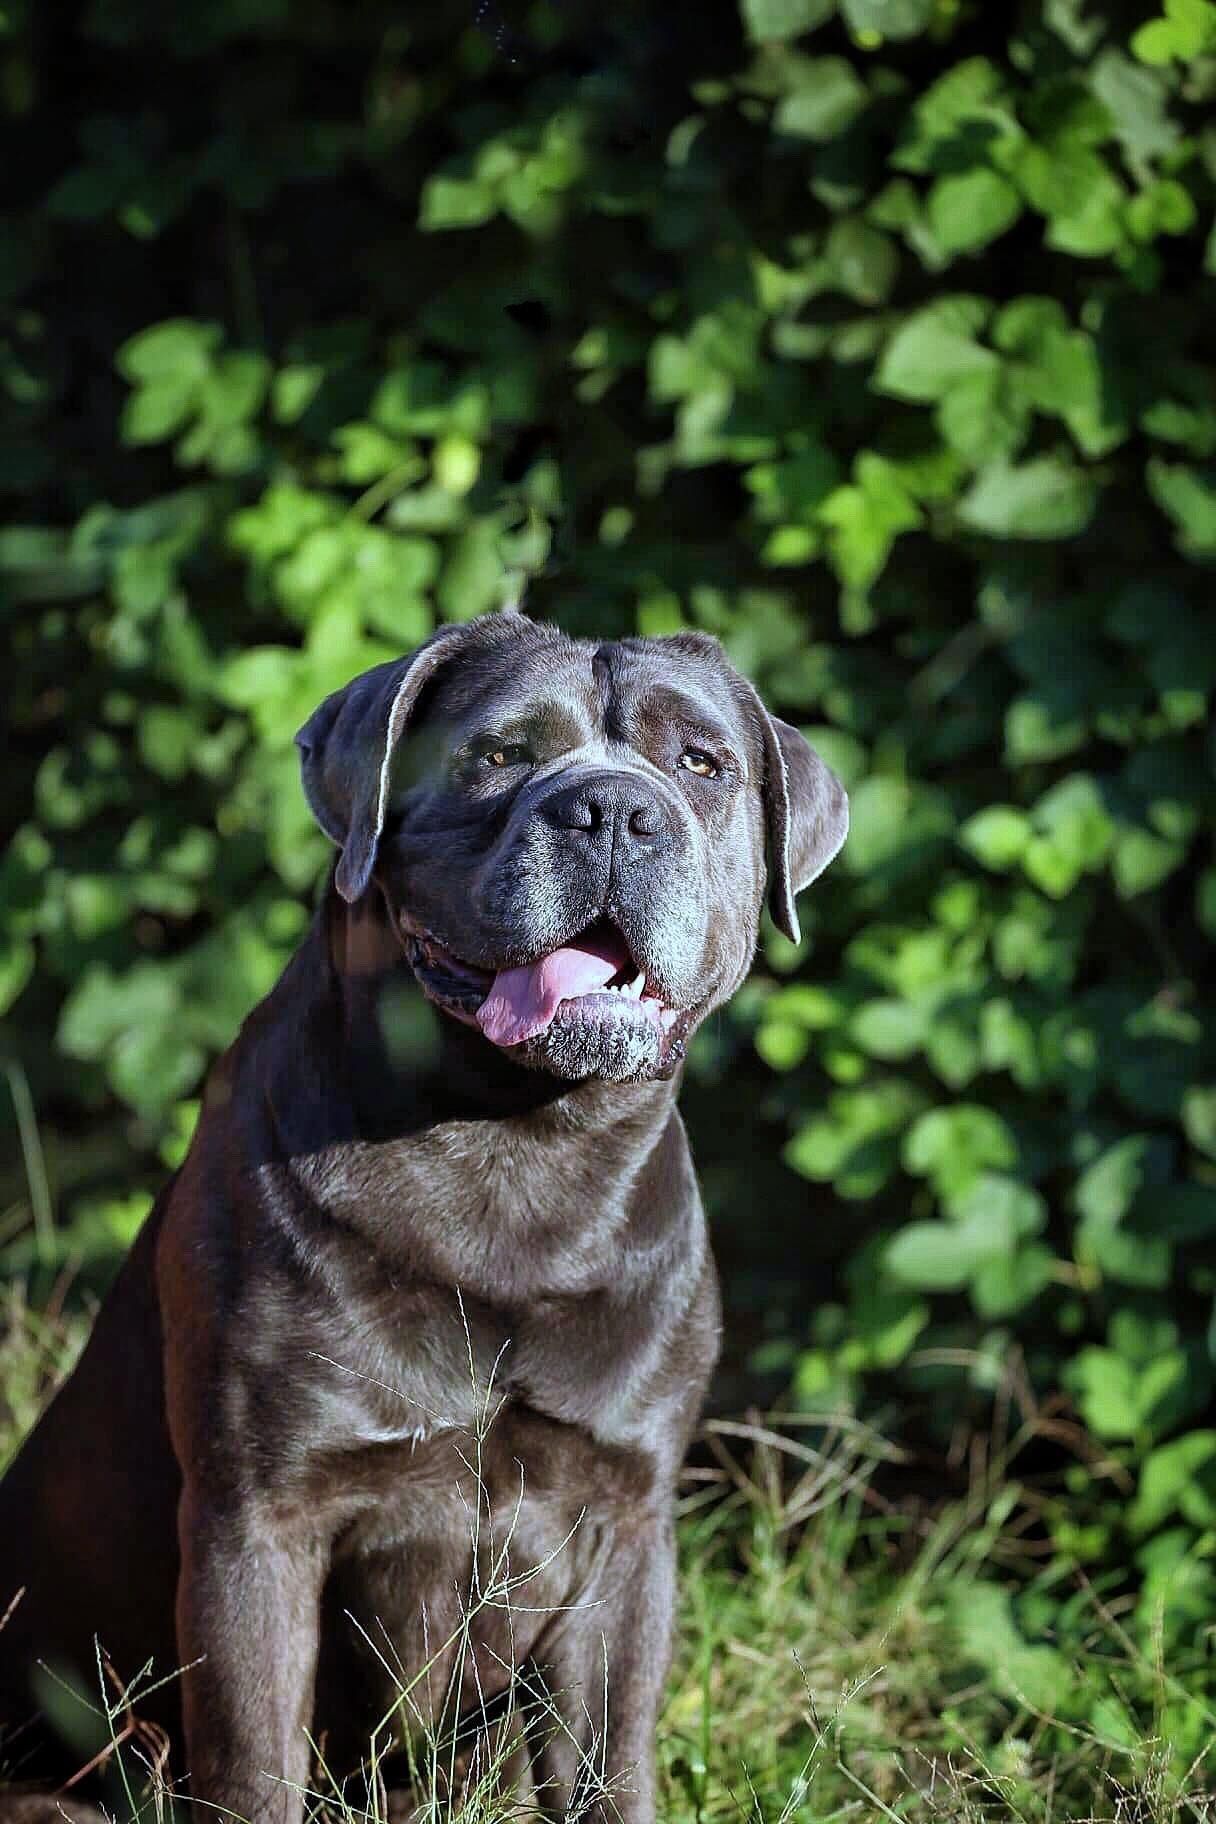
[0, 609, 847, 1821]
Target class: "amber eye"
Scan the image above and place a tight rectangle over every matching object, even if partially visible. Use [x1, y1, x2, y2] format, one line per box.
[481, 743, 530, 769]
[678, 748, 719, 779]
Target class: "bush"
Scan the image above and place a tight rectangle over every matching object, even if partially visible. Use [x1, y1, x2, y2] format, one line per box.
[2, 0, 1215, 1700]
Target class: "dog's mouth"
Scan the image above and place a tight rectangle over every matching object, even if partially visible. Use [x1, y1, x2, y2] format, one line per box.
[402, 915, 685, 1053]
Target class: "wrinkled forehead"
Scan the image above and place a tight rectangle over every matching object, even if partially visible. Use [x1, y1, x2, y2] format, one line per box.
[421, 633, 753, 754]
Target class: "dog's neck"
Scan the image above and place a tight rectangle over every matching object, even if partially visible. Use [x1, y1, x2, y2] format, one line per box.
[318, 880, 680, 1140]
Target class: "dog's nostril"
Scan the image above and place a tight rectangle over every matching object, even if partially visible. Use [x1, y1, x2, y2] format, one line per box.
[543, 775, 669, 843]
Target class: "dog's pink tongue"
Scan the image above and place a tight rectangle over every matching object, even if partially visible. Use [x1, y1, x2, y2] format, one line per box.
[477, 934, 624, 1047]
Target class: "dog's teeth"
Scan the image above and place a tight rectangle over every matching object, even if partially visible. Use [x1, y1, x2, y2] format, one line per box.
[627, 970, 645, 998]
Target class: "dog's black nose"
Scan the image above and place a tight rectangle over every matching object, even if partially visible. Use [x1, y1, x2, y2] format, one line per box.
[541, 772, 673, 850]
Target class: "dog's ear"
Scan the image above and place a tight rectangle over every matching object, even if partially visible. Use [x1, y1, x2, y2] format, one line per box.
[295, 620, 501, 903]
[753, 701, 849, 947]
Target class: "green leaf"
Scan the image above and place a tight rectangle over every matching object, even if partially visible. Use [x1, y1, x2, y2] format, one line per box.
[419, 175, 497, 230]
[0, 937, 34, 1015]
[894, 57, 1009, 174]
[217, 645, 300, 711]
[755, 1018, 810, 1070]
[1130, 1433, 1216, 1535]
[994, 300, 1128, 457]
[842, 776, 953, 873]
[1127, 178, 1198, 242]
[1184, 1087, 1216, 1160]
[333, 423, 422, 487]
[957, 458, 1097, 539]
[903, 1104, 1018, 1198]
[817, 454, 921, 590]
[116, 319, 221, 385]
[874, 297, 996, 404]
[947, 1172, 1047, 1238]
[885, 1220, 993, 1290]
[1042, 161, 1126, 256]
[1025, 774, 1116, 895]
[122, 378, 198, 444]
[850, 998, 925, 1058]
[1005, 697, 1086, 764]
[1075, 1136, 1174, 1288]
[1114, 827, 1187, 898]
[137, 706, 202, 781]
[936, 367, 1031, 465]
[59, 963, 180, 1060]
[1075, 1135, 1166, 1225]
[1090, 51, 1180, 169]
[740, 0, 835, 41]
[1132, 0, 1216, 66]
[773, 58, 867, 139]
[109, 1022, 206, 1111]
[272, 364, 325, 423]
[927, 170, 1021, 255]
[959, 806, 1032, 870]
[823, 218, 899, 304]
[786, 1081, 926, 1200]
[1070, 1346, 1139, 1438]
[841, 0, 933, 38]
[972, 1244, 1056, 1317]
[202, 351, 271, 427]
[1146, 460, 1216, 556]
[949, 1583, 1074, 1713]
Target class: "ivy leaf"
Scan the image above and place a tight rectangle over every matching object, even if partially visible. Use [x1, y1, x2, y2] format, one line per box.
[972, 1244, 1056, 1317]
[927, 170, 1022, 255]
[116, 319, 221, 385]
[884, 1219, 997, 1290]
[1146, 460, 1216, 555]
[1090, 50, 1181, 171]
[1132, 0, 1216, 66]
[1130, 1433, 1216, 1535]
[959, 806, 1032, 870]
[740, 0, 835, 41]
[419, 175, 497, 230]
[957, 458, 1097, 538]
[841, 0, 933, 38]
[773, 58, 867, 139]
[903, 1104, 1018, 1198]
[874, 296, 995, 403]
[817, 454, 921, 590]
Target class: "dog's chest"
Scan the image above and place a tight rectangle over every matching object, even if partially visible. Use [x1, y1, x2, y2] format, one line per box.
[271, 1147, 690, 1453]
[282, 1274, 664, 1475]
[296, 1127, 644, 1304]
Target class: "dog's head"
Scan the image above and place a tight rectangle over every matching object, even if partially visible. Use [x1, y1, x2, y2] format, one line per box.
[296, 610, 847, 1085]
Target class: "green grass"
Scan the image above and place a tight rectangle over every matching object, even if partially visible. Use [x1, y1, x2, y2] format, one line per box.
[3, 1294, 1215, 1824]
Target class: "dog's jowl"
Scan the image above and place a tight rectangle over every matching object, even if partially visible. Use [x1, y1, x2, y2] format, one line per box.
[0, 612, 847, 1823]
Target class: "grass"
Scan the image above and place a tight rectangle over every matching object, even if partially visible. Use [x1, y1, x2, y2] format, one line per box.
[3, 1287, 1215, 1824]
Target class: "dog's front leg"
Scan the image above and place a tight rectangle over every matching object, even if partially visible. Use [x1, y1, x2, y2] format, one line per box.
[529, 1518, 676, 1824]
[176, 1486, 325, 1824]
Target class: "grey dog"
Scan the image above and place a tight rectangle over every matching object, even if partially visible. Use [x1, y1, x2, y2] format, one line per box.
[0, 609, 847, 1822]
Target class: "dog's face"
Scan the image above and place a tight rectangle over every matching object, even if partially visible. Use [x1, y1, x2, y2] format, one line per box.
[296, 613, 847, 1084]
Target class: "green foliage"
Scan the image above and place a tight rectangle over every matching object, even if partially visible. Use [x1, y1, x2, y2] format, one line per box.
[2, 0, 1216, 1747]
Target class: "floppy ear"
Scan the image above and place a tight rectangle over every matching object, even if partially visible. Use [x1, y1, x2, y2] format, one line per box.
[295, 620, 490, 903]
[754, 705, 849, 946]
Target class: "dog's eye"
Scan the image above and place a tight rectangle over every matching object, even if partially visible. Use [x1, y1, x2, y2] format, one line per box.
[678, 748, 719, 779]
[481, 743, 531, 769]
